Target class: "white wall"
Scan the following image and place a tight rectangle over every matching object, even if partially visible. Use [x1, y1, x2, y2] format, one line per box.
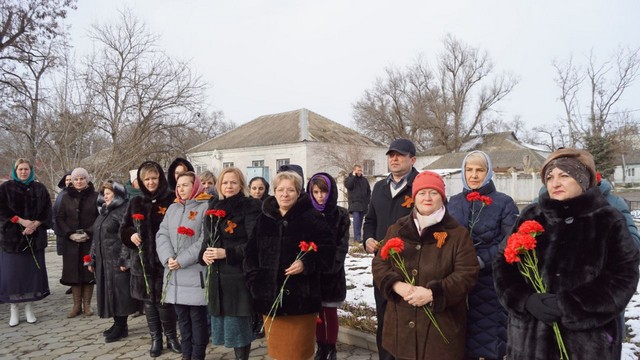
[614, 165, 640, 185]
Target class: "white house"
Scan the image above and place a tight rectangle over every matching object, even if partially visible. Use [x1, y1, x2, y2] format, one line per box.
[614, 150, 640, 185]
[187, 108, 388, 202]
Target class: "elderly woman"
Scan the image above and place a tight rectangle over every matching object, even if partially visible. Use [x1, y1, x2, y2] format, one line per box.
[88, 181, 137, 342]
[307, 173, 350, 360]
[494, 148, 640, 359]
[248, 176, 270, 201]
[156, 171, 212, 360]
[372, 171, 479, 360]
[244, 171, 334, 360]
[200, 167, 261, 360]
[56, 167, 99, 318]
[0, 159, 51, 326]
[446, 150, 519, 359]
[120, 161, 181, 357]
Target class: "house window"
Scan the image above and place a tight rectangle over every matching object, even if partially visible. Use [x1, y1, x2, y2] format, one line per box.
[252, 160, 264, 167]
[223, 162, 234, 168]
[194, 165, 207, 174]
[276, 158, 290, 169]
[362, 159, 375, 176]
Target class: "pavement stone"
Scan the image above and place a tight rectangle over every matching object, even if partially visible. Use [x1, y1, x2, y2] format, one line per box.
[0, 248, 377, 359]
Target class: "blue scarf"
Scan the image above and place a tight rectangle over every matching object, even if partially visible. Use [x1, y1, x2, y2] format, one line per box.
[11, 164, 35, 185]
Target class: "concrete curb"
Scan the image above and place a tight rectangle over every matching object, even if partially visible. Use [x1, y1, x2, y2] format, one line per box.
[338, 326, 378, 353]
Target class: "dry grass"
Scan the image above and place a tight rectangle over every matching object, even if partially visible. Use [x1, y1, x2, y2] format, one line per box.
[339, 301, 377, 334]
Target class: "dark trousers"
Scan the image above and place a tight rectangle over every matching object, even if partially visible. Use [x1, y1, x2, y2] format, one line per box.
[174, 304, 208, 360]
[374, 283, 395, 360]
[352, 211, 364, 241]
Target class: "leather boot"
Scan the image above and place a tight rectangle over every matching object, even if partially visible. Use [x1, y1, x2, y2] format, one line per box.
[105, 316, 129, 343]
[145, 302, 163, 358]
[233, 344, 251, 360]
[326, 344, 337, 360]
[24, 302, 37, 323]
[159, 303, 182, 354]
[82, 284, 94, 316]
[67, 286, 82, 318]
[9, 303, 19, 327]
[314, 343, 328, 360]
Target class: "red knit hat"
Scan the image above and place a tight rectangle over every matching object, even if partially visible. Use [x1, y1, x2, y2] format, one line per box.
[412, 171, 446, 200]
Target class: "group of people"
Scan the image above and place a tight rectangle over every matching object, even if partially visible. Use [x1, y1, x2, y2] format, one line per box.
[1, 137, 640, 360]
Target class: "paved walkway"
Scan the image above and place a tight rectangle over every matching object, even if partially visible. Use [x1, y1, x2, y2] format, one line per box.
[0, 249, 376, 360]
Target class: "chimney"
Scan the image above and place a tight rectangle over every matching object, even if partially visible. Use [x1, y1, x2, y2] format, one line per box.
[299, 108, 309, 141]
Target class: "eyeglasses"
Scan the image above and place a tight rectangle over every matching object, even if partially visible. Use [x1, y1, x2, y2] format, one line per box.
[275, 187, 297, 195]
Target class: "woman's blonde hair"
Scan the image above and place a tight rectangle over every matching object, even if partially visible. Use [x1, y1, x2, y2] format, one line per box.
[14, 158, 31, 170]
[216, 167, 247, 197]
[273, 171, 302, 194]
[199, 170, 217, 185]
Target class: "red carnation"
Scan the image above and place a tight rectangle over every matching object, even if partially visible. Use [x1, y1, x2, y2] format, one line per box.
[205, 209, 216, 217]
[83, 254, 92, 266]
[216, 210, 227, 218]
[132, 213, 145, 221]
[466, 192, 481, 202]
[504, 243, 521, 264]
[517, 220, 544, 237]
[299, 241, 309, 252]
[480, 195, 493, 205]
[10, 215, 19, 223]
[309, 242, 318, 252]
[380, 237, 404, 260]
[596, 172, 602, 184]
[177, 226, 195, 236]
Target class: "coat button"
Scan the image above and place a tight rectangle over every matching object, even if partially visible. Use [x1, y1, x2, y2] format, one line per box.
[408, 321, 415, 328]
[416, 244, 421, 250]
[411, 269, 418, 276]
[564, 217, 574, 224]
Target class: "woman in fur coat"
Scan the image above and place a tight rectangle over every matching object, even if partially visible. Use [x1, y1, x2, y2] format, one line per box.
[56, 167, 99, 318]
[244, 171, 334, 360]
[372, 171, 479, 360]
[200, 167, 261, 360]
[0, 159, 51, 326]
[120, 161, 182, 357]
[307, 173, 350, 360]
[156, 171, 212, 360]
[494, 148, 640, 359]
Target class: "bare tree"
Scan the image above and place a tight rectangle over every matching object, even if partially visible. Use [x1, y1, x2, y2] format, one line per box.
[77, 9, 208, 184]
[354, 35, 517, 152]
[553, 47, 640, 143]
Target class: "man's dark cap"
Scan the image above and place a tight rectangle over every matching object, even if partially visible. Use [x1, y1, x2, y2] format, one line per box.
[386, 138, 416, 157]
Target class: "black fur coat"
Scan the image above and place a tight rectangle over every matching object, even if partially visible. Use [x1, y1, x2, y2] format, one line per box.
[0, 180, 51, 253]
[120, 161, 176, 302]
[494, 187, 640, 359]
[244, 193, 335, 316]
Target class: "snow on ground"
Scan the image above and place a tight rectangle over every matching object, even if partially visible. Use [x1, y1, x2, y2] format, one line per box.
[342, 247, 640, 358]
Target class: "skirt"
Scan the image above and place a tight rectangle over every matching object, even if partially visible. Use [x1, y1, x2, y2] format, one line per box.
[0, 249, 50, 303]
[263, 313, 317, 360]
[211, 315, 253, 348]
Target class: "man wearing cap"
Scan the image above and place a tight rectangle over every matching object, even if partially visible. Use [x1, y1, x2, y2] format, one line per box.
[363, 138, 419, 360]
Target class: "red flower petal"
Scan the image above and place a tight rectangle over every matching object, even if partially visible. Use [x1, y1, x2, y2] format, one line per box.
[518, 220, 544, 237]
[132, 213, 145, 221]
[299, 241, 309, 252]
[380, 237, 404, 260]
[11, 216, 19, 223]
[309, 242, 318, 252]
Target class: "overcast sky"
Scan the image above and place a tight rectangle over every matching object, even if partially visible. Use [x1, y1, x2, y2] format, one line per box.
[66, 0, 640, 130]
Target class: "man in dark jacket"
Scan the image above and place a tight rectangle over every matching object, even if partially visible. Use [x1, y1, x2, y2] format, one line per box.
[344, 164, 371, 243]
[363, 139, 419, 360]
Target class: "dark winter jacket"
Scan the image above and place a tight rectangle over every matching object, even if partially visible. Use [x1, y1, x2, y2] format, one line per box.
[57, 183, 99, 285]
[0, 180, 52, 253]
[167, 157, 194, 191]
[494, 188, 640, 360]
[198, 193, 261, 316]
[120, 161, 176, 303]
[372, 211, 479, 360]
[53, 171, 71, 255]
[244, 193, 334, 316]
[344, 173, 371, 213]
[448, 180, 519, 358]
[90, 182, 137, 318]
[363, 168, 419, 247]
[307, 173, 350, 303]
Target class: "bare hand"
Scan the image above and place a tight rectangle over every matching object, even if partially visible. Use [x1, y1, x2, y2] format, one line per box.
[88, 266, 94, 273]
[365, 238, 379, 254]
[131, 233, 142, 247]
[284, 259, 304, 276]
[404, 286, 433, 307]
[393, 281, 414, 299]
[202, 247, 217, 265]
[23, 227, 35, 236]
[167, 257, 181, 271]
[120, 266, 128, 272]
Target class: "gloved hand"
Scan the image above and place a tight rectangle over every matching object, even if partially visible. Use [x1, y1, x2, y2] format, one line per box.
[69, 233, 89, 242]
[526, 293, 562, 325]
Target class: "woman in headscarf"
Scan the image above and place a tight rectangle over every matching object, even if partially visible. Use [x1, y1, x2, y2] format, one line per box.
[156, 171, 212, 360]
[447, 150, 519, 360]
[494, 148, 640, 359]
[88, 181, 137, 342]
[56, 167, 99, 318]
[0, 158, 51, 326]
[248, 176, 270, 201]
[307, 173, 350, 360]
[120, 161, 182, 357]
